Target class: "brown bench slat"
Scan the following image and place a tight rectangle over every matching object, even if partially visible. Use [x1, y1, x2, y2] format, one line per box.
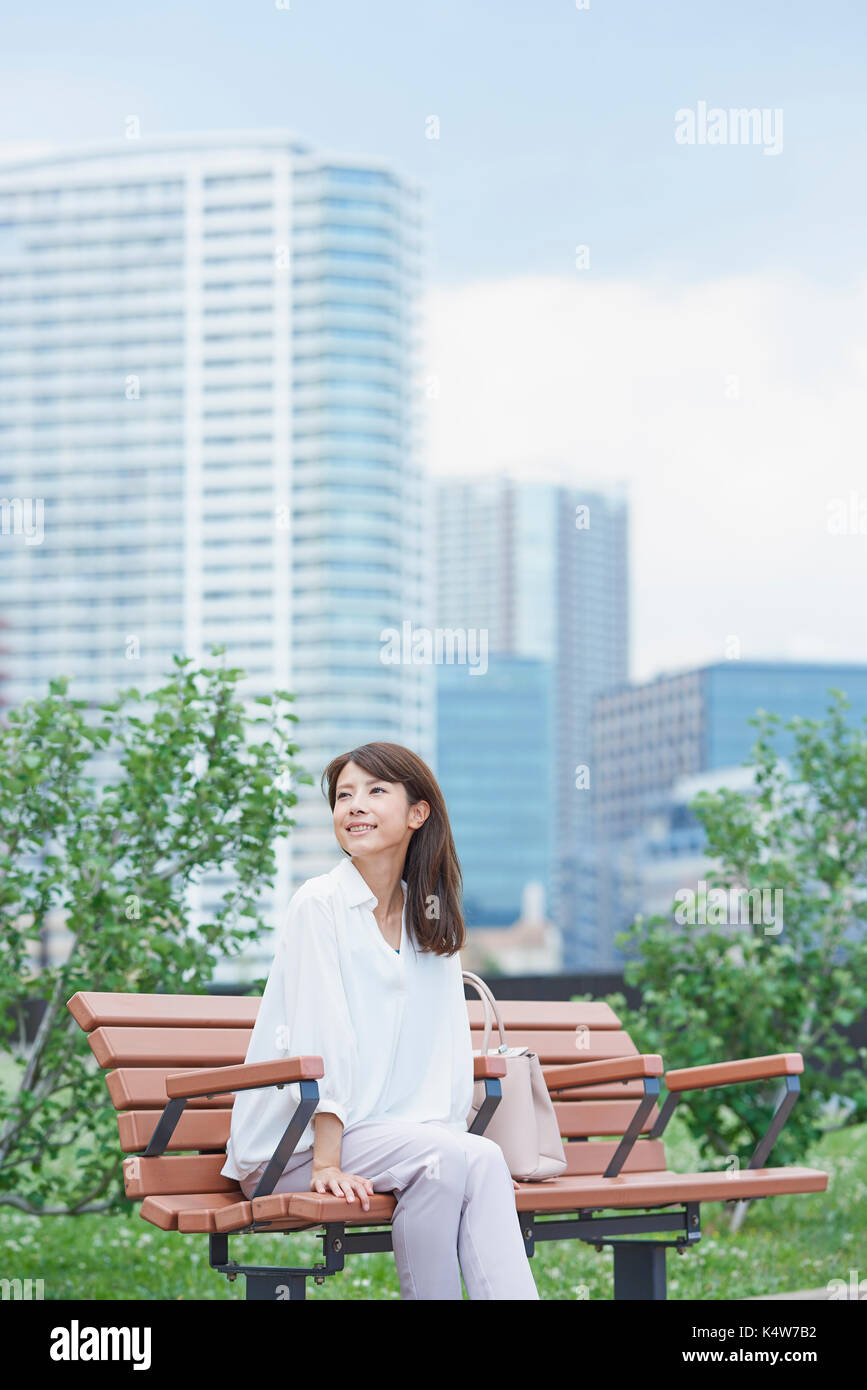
[465, 1000, 622, 1029]
[511, 1165, 830, 1213]
[107, 1069, 243, 1111]
[212, 1197, 397, 1235]
[542, 1078, 647, 1100]
[68, 991, 259, 1031]
[178, 1200, 250, 1234]
[213, 1201, 255, 1233]
[90, 1027, 251, 1068]
[470, 1029, 639, 1064]
[119, 1098, 656, 1152]
[91, 1024, 637, 1070]
[105, 1063, 647, 1112]
[139, 1193, 248, 1233]
[123, 1154, 241, 1198]
[554, 1099, 661, 1137]
[249, 1190, 398, 1229]
[71, 992, 622, 1034]
[564, 1138, 666, 1175]
[118, 1109, 234, 1153]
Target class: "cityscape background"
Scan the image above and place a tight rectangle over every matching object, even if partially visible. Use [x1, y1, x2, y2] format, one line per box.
[2, 2, 867, 980]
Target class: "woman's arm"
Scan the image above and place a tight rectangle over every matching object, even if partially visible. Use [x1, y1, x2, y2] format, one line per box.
[311, 1110, 373, 1210]
[312, 1111, 343, 1172]
[279, 892, 372, 1207]
[278, 890, 358, 1130]
[450, 950, 476, 1126]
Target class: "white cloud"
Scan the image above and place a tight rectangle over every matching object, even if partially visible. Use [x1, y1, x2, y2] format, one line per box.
[0, 140, 57, 163]
[424, 272, 867, 681]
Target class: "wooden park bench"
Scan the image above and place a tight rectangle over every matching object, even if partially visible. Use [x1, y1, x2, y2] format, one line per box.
[66, 989, 829, 1300]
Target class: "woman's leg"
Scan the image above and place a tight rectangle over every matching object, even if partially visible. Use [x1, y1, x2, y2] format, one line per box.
[239, 1121, 538, 1300]
[239, 1148, 316, 1199]
[241, 1119, 470, 1299]
[451, 1130, 540, 1300]
[350, 1120, 470, 1300]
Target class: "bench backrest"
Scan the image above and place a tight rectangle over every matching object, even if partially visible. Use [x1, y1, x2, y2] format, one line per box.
[67, 991, 666, 1201]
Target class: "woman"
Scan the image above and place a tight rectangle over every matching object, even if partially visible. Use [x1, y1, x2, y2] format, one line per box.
[221, 741, 539, 1300]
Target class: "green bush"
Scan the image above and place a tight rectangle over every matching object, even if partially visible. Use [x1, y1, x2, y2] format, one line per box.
[587, 690, 867, 1173]
[0, 648, 312, 1216]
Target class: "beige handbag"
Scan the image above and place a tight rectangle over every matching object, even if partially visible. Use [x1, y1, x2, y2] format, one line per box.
[463, 970, 567, 1182]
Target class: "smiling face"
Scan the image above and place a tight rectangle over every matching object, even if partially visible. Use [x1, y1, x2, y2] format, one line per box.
[333, 760, 429, 858]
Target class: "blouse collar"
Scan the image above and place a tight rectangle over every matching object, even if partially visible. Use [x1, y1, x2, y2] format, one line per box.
[333, 855, 408, 911]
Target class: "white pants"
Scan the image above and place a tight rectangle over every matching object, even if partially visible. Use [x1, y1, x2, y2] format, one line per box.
[240, 1118, 540, 1300]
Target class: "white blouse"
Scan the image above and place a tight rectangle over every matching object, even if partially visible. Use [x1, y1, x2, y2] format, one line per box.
[221, 855, 476, 1182]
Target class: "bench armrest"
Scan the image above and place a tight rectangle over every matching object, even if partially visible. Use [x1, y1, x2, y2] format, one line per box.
[663, 1053, 803, 1093]
[249, 1059, 507, 1204]
[653, 1053, 805, 1169]
[546, 1058, 665, 1175]
[253, 1058, 508, 1201]
[546, 1055, 664, 1093]
[144, 1058, 323, 1161]
[474, 1056, 507, 1080]
[165, 1056, 324, 1099]
[466, 1055, 507, 1139]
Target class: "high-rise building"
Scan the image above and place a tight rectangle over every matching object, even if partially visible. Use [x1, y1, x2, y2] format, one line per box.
[436, 654, 556, 927]
[591, 660, 867, 966]
[0, 131, 428, 974]
[435, 475, 629, 966]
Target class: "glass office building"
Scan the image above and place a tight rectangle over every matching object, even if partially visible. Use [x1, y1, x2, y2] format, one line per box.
[435, 476, 629, 962]
[591, 661, 867, 967]
[436, 655, 556, 926]
[0, 131, 429, 974]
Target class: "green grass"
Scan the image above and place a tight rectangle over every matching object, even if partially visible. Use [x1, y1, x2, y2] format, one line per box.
[1, 1102, 863, 1300]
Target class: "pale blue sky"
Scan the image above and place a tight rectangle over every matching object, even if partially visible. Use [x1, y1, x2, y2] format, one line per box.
[1, 0, 865, 288]
[4, 1, 867, 678]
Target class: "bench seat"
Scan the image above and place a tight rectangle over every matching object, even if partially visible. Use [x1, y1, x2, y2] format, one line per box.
[139, 1161, 829, 1235]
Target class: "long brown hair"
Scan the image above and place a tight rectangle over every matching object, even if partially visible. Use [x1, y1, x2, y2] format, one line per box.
[320, 741, 466, 956]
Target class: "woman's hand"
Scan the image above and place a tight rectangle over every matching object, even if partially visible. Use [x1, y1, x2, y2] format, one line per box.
[512, 1179, 521, 1193]
[311, 1164, 375, 1212]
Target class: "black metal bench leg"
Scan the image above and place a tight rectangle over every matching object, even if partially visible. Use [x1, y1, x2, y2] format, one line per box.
[612, 1243, 667, 1300]
[246, 1273, 308, 1300]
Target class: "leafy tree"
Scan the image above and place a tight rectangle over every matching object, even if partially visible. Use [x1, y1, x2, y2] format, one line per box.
[0, 648, 312, 1215]
[581, 690, 867, 1219]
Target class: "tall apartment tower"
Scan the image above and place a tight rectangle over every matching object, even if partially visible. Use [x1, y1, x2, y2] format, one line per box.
[0, 131, 430, 973]
[435, 475, 629, 966]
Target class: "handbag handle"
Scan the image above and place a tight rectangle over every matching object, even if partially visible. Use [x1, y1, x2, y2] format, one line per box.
[462, 970, 509, 1054]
